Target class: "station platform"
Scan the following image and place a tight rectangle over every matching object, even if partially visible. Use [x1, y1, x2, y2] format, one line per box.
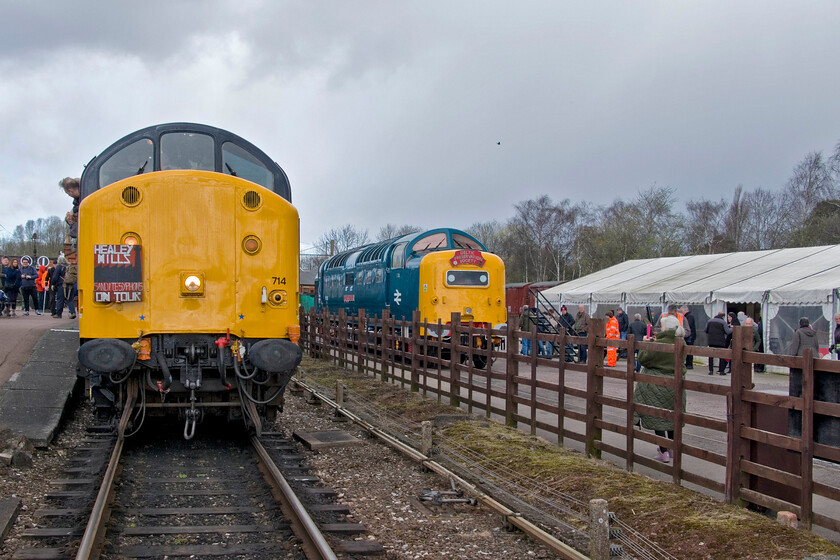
[0, 323, 80, 448]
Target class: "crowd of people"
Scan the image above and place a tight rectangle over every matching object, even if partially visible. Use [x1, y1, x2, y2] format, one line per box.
[515, 303, 840, 464]
[0, 254, 77, 318]
[0, 177, 80, 319]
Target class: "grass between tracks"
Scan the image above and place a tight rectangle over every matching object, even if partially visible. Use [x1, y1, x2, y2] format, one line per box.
[297, 356, 840, 560]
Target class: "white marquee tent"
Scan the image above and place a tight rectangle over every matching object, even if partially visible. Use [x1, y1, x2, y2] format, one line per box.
[541, 245, 840, 355]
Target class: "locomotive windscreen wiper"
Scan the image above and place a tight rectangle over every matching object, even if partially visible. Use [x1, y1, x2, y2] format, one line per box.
[136, 160, 148, 175]
[225, 163, 237, 176]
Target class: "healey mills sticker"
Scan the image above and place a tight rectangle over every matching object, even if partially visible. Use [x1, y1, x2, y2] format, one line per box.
[93, 244, 143, 302]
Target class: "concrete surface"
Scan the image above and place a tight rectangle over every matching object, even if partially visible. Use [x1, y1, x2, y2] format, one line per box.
[0, 316, 79, 448]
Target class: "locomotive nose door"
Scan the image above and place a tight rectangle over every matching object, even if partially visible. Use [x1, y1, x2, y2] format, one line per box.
[149, 179, 238, 330]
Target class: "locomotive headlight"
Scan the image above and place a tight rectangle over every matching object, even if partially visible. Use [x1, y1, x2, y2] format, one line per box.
[465, 307, 473, 315]
[185, 276, 201, 291]
[179, 272, 205, 296]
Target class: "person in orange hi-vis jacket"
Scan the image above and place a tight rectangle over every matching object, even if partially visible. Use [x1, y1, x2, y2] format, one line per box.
[605, 310, 620, 367]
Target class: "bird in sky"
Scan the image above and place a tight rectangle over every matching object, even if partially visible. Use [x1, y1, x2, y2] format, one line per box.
[497, 140, 501, 146]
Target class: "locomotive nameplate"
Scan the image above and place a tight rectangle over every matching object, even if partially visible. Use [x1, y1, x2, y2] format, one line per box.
[449, 250, 485, 267]
[93, 244, 143, 303]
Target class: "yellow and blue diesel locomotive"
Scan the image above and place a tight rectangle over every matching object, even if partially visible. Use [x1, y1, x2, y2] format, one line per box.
[76, 123, 301, 437]
[315, 229, 506, 368]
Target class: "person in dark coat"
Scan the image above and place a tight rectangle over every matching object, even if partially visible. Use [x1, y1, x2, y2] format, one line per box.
[681, 306, 696, 369]
[558, 305, 576, 332]
[19, 256, 38, 316]
[50, 256, 68, 318]
[557, 305, 577, 362]
[574, 305, 590, 363]
[2, 257, 21, 317]
[616, 307, 629, 358]
[628, 313, 648, 372]
[705, 312, 732, 375]
[788, 317, 822, 438]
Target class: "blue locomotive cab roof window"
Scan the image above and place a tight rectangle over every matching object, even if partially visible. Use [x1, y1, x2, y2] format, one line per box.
[223, 141, 274, 190]
[98, 138, 154, 188]
[452, 233, 483, 250]
[412, 232, 448, 253]
[445, 270, 489, 287]
[161, 132, 214, 171]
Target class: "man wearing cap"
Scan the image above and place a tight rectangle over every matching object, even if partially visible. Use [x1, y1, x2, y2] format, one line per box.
[558, 305, 576, 333]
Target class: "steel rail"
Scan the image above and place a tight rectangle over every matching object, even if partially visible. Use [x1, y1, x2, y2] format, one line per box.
[250, 435, 338, 560]
[75, 381, 137, 560]
[293, 377, 590, 560]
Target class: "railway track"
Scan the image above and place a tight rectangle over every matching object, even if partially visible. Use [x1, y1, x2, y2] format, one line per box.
[14, 401, 384, 559]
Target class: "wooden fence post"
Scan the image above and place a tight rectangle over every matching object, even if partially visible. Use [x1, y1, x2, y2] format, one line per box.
[625, 333, 637, 472]
[586, 318, 604, 459]
[556, 327, 567, 446]
[801, 347, 815, 529]
[672, 333, 685, 484]
[529, 320, 538, 435]
[338, 308, 347, 368]
[450, 312, 461, 407]
[726, 325, 750, 503]
[506, 314, 518, 428]
[410, 310, 420, 393]
[380, 309, 390, 382]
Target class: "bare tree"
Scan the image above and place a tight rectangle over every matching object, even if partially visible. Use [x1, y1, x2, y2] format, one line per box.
[376, 223, 420, 242]
[684, 198, 727, 254]
[465, 220, 505, 253]
[509, 195, 567, 282]
[314, 224, 369, 257]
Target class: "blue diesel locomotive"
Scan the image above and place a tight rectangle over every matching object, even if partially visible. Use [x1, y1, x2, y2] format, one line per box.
[315, 228, 506, 368]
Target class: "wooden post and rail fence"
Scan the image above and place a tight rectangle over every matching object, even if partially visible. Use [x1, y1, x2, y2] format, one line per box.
[299, 307, 840, 534]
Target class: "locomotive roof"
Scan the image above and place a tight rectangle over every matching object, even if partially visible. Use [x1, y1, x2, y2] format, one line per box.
[79, 122, 291, 201]
[319, 228, 486, 272]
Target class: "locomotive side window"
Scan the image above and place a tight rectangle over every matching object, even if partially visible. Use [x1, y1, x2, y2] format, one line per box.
[222, 142, 274, 189]
[345, 273, 354, 286]
[412, 233, 448, 253]
[391, 243, 407, 269]
[445, 270, 489, 287]
[365, 270, 373, 285]
[356, 271, 364, 285]
[160, 132, 214, 171]
[375, 268, 383, 283]
[452, 234, 483, 250]
[99, 138, 154, 188]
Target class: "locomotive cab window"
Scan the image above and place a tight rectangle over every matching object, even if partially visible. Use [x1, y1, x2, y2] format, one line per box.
[160, 132, 214, 171]
[222, 142, 274, 189]
[412, 233, 448, 253]
[445, 270, 489, 287]
[452, 234, 483, 250]
[345, 272, 354, 286]
[99, 138, 154, 188]
[391, 242, 407, 269]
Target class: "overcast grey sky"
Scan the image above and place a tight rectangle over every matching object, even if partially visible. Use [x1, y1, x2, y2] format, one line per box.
[2, 1, 839, 251]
